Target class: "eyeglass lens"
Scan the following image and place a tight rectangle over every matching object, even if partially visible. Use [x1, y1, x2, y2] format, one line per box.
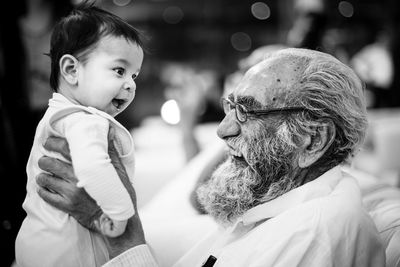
[222, 99, 232, 115]
[222, 99, 247, 122]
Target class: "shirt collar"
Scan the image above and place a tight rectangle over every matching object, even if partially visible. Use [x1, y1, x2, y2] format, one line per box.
[49, 92, 74, 107]
[240, 166, 343, 226]
[48, 92, 116, 121]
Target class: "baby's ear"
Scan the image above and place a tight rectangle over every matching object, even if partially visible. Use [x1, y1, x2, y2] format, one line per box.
[59, 54, 79, 85]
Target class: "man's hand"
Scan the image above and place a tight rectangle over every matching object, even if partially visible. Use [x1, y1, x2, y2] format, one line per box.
[36, 136, 102, 231]
[36, 132, 146, 259]
[103, 128, 146, 258]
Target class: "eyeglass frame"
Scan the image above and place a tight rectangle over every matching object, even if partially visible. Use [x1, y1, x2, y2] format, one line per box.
[221, 97, 309, 123]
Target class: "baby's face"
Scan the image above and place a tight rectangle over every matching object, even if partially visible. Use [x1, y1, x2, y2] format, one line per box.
[74, 35, 143, 116]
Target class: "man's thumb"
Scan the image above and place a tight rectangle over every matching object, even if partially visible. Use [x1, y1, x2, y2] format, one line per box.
[108, 126, 116, 141]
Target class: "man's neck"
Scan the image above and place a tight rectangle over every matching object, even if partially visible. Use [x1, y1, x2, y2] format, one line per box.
[296, 164, 335, 186]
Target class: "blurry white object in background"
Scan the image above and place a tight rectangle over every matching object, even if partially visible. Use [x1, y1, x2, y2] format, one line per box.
[140, 140, 223, 267]
[132, 116, 185, 207]
[161, 99, 180, 125]
[353, 109, 400, 186]
[131, 117, 219, 208]
[351, 43, 394, 88]
[294, 0, 324, 13]
[374, 119, 400, 172]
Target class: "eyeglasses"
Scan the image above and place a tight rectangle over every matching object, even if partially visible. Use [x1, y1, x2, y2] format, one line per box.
[221, 98, 308, 123]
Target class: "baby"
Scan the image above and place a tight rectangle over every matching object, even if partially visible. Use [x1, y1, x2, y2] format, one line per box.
[15, 3, 144, 266]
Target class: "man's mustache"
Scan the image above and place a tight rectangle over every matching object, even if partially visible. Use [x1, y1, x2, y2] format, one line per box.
[226, 137, 265, 179]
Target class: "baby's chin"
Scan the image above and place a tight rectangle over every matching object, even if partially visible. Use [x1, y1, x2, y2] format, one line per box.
[102, 107, 120, 117]
[108, 102, 130, 117]
[110, 107, 126, 117]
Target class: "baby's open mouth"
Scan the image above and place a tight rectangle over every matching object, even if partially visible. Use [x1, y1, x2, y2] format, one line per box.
[112, 99, 125, 109]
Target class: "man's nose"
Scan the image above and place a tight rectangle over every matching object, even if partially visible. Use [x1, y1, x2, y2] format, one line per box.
[217, 111, 240, 140]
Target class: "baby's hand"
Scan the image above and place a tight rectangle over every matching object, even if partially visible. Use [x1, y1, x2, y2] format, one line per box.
[95, 213, 128, 237]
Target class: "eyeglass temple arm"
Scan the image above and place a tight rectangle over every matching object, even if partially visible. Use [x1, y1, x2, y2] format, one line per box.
[246, 107, 308, 115]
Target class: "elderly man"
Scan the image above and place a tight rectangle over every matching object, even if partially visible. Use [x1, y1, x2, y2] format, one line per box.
[36, 48, 385, 266]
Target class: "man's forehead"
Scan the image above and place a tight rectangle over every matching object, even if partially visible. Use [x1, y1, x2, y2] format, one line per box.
[233, 55, 303, 106]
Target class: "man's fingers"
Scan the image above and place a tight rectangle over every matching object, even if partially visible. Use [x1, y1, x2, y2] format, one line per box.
[36, 173, 71, 212]
[107, 127, 138, 209]
[38, 156, 77, 183]
[43, 136, 71, 161]
[37, 173, 67, 194]
[107, 139, 132, 190]
[108, 126, 116, 141]
[37, 186, 66, 210]
[107, 128, 120, 164]
[107, 128, 125, 180]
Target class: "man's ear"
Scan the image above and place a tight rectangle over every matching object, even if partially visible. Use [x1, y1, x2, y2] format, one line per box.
[59, 54, 79, 85]
[297, 120, 336, 168]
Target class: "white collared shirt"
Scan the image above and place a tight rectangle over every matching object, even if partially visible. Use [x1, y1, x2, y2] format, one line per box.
[105, 166, 385, 267]
[175, 166, 385, 267]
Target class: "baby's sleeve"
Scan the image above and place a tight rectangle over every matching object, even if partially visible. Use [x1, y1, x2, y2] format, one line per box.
[58, 112, 135, 221]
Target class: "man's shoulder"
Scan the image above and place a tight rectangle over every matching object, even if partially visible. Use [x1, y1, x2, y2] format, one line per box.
[255, 174, 365, 229]
[317, 175, 376, 230]
[278, 175, 369, 230]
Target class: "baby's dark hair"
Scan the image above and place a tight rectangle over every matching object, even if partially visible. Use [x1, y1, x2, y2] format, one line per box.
[49, 2, 145, 91]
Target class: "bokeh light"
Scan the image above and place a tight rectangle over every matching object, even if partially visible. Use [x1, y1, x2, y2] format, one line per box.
[231, 32, 252, 52]
[251, 2, 271, 20]
[338, 1, 354, 18]
[163, 6, 184, 24]
[161, 99, 181, 125]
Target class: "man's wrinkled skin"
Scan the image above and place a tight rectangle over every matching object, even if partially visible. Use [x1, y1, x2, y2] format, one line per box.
[196, 55, 336, 225]
[36, 130, 145, 258]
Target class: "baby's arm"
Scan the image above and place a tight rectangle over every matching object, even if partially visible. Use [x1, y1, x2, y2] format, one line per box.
[54, 112, 134, 236]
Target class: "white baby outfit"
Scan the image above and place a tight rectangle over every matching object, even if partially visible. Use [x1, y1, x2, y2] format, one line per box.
[16, 93, 135, 267]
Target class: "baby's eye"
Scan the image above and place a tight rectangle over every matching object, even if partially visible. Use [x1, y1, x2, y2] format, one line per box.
[114, 68, 125, 76]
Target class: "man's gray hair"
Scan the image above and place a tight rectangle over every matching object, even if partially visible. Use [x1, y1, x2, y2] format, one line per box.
[272, 48, 368, 166]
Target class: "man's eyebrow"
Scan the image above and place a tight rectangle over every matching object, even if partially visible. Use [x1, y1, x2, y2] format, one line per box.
[236, 95, 263, 110]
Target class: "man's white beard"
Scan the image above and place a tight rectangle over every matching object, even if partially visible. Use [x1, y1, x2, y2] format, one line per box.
[197, 124, 300, 226]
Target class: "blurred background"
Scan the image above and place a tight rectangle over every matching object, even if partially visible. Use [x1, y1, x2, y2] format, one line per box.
[2, 0, 400, 265]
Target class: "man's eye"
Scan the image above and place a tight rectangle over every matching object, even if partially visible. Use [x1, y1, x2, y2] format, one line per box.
[132, 73, 139, 80]
[114, 68, 125, 76]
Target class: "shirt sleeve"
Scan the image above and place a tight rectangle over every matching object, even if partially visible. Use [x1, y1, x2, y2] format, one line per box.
[102, 245, 159, 267]
[60, 112, 135, 220]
